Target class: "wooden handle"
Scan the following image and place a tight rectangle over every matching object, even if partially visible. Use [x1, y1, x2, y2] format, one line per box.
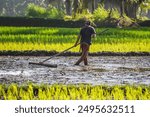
[41, 43, 80, 63]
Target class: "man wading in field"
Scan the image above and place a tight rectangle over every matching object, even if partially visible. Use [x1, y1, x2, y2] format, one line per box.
[74, 21, 96, 65]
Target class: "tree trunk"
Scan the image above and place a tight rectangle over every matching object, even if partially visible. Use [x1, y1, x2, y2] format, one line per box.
[82, 0, 89, 13]
[124, 3, 137, 19]
[147, 10, 150, 18]
[73, 0, 79, 17]
[120, 0, 125, 17]
[91, 0, 95, 13]
[65, 0, 72, 15]
[95, 0, 100, 9]
[124, 0, 143, 19]
[104, 0, 111, 10]
[57, 0, 61, 10]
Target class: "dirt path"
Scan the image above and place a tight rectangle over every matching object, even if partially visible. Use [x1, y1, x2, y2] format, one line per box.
[0, 56, 150, 85]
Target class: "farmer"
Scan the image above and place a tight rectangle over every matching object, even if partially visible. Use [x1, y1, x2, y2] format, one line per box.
[74, 21, 96, 65]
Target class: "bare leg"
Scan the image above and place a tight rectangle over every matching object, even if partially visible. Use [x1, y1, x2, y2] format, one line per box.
[75, 43, 89, 65]
[84, 57, 88, 65]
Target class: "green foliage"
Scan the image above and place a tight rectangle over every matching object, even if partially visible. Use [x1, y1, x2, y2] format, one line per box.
[138, 16, 149, 21]
[109, 8, 120, 19]
[140, 2, 150, 10]
[64, 5, 115, 22]
[63, 15, 73, 21]
[47, 5, 65, 19]
[64, 10, 94, 21]
[74, 10, 94, 21]
[0, 84, 150, 100]
[93, 5, 109, 21]
[26, 3, 48, 18]
[26, 3, 65, 19]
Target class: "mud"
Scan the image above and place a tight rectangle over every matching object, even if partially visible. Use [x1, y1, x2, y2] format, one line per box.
[0, 51, 150, 56]
[0, 56, 150, 85]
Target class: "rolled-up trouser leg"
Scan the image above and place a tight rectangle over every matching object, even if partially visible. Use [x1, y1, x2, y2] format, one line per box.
[75, 43, 89, 65]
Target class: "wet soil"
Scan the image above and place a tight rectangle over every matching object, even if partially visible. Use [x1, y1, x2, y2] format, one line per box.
[0, 56, 150, 85]
[0, 51, 150, 56]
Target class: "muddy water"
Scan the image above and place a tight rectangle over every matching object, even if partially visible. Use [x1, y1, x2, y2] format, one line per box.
[0, 56, 150, 85]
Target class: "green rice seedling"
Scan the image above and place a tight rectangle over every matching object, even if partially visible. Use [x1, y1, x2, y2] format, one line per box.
[102, 86, 113, 100]
[19, 87, 29, 100]
[60, 85, 70, 100]
[0, 84, 150, 100]
[77, 84, 89, 100]
[111, 86, 124, 100]
[0, 85, 3, 98]
[143, 87, 150, 99]
[55, 85, 71, 100]
[90, 86, 100, 100]
[38, 88, 47, 100]
[67, 85, 81, 100]
[51, 84, 61, 100]
[7, 92, 17, 100]
[48, 85, 56, 99]
[59, 90, 69, 100]
[142, 87, 150, 99]
[0, 27, 150, 52]
[67, 85, 78, 100]
[19, 85, 33, 100]
[90, 86, 105, 100]
[27, 84, 34, 100]
[0, 84, 7, 100]
[7, 84, 18, 100]
[125, 86, 140, 100]
[43, 85, 53, 100]
[134, 86, 150, 100]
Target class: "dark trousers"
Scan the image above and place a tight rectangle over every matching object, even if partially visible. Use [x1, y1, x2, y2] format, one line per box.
[75, 43, 89, 65]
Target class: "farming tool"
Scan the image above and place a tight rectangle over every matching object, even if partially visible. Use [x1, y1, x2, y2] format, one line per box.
[29, 43, 80, 68]
[97, 28, 109, 35]
[29, 28, 109, 68]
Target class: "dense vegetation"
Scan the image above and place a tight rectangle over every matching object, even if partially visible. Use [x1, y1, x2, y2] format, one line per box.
[0, 27, 149, 53]
[0, 84, 150, 100]
[0, 0, 150, 21]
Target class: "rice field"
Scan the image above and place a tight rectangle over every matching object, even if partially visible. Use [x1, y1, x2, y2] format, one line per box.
[0, 27, 150, 52]
[0, 84, 150, 100]
[0, 27, 150, 100]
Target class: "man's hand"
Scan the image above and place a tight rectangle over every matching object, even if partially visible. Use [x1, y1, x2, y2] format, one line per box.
[74, 35, 81, 47]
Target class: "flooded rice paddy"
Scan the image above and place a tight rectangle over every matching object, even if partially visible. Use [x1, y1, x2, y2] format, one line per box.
[0, 56, 150, 85]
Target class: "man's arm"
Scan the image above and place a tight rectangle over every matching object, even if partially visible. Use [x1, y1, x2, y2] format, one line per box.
[74, 34, 81, 47]
[91, 27, 96, 38]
